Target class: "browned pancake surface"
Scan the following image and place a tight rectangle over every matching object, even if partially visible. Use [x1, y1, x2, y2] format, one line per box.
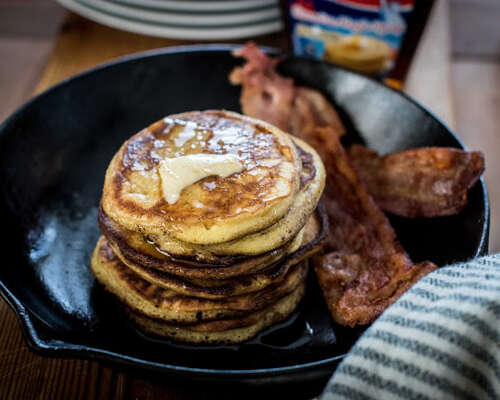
[102, 110, 302, 245]
[90, 236, 309, 323]
[104, 206, 326, 298]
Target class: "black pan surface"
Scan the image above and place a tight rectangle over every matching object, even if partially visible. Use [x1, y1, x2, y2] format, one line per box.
[0, 45, 489, 386]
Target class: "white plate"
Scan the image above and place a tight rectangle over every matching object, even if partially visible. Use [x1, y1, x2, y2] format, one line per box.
[111, 0, 279, 12]
[57, 0, 283, 40]
[80, 0, 281, 26]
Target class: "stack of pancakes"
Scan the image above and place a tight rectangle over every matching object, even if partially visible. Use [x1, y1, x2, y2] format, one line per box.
[91, 110, 326, 343]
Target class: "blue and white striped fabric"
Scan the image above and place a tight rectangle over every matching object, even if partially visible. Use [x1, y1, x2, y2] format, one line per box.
[321, 254, 500, 400]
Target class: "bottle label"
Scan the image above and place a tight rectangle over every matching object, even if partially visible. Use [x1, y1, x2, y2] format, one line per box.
[288, 0, 415, 75]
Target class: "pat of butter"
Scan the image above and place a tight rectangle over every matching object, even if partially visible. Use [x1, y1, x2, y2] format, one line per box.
[158, 154, 243, 204]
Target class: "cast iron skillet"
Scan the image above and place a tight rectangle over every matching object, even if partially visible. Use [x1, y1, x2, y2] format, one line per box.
[0, 45, 489, 387]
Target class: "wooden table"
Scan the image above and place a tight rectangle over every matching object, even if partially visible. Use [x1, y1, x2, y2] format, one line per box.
[0, 3, 453, 399]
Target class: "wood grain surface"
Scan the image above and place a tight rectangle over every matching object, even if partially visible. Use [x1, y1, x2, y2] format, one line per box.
[34, 13, 289, 94]
[0, 4, 461, 399]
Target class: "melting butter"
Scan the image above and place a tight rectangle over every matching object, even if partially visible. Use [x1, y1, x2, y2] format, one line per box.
[158, 154, 243, 205]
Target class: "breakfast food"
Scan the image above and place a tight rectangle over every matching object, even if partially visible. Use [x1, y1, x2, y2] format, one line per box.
[230, 43, 485, 327]
[91, 237, 308, 339]
[309, 127, 437, 326]
[324, 35, 391, 75]
[348, 145, 485, 218]
[91, 110, 326, 343]
[229, 42, 345, 140]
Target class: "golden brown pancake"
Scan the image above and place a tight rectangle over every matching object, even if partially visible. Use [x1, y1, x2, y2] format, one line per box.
[90, 236, 308, 324]
[92, 109, 327, 345]
[98, 203, 304, 277]
[104, 208, 326, 298]
[127, 282, 306, 344]
[146, 137, 325, 257]
[101, 110, 303, 246]
[100, 136, 325, 260]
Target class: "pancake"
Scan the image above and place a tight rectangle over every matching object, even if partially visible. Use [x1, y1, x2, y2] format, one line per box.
[92, 109, 327, 345]
[127, 282, 306, 344]
[90, 236, 308, 324]
[324, 35, 391, 74]
[100, 136, 326, 260]
[145, 137, 325, 257]
[102, 110, 303, 246]
[99, 203, 305, 277]
[105, 207, 326, 298]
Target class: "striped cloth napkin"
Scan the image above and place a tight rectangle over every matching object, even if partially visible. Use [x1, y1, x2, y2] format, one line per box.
[320, 254, 500, 400]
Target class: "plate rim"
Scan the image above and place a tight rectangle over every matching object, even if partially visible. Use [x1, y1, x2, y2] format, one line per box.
[77, 0, 281, 26]
[56, 0, 283, 40]
[110, 0, 279, 13]
[0, 44, 490, 379]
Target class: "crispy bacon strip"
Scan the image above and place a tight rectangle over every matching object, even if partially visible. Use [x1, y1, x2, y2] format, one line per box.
[230, 42, 345, 138]
[229, 42, 294, 131]
[312, 128, 437, 326]
[348, 145, 485, 218]
[230, 43, 440, 327]
[291, 87, 346, 142]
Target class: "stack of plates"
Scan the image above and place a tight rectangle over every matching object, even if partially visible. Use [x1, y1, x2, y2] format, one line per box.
[56, 0, 283, 40]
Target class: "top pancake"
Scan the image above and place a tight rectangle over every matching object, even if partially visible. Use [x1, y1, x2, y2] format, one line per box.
[101, 136, 325, 261]
[102, 110, 302, 245]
